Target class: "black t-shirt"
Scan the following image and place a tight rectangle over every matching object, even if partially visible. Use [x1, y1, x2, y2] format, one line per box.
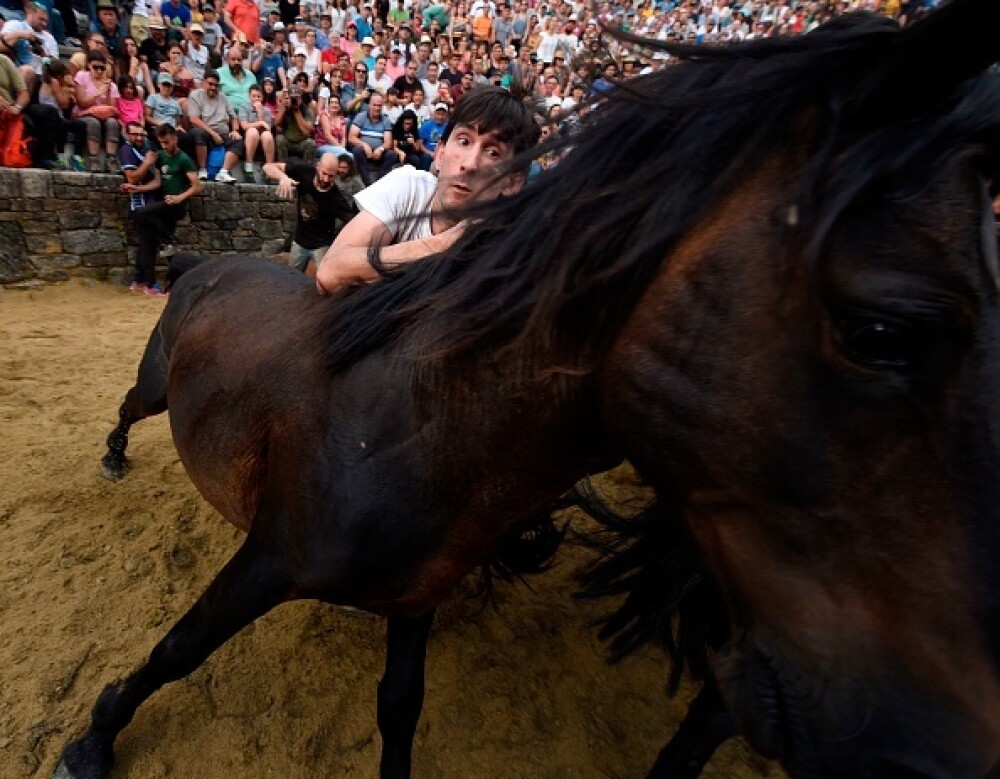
[286, 161, 357, 248]
[138, 37, 169, 73]
[391, 74, 419, 95]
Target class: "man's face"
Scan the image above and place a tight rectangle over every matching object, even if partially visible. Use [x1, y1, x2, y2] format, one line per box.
[27, 7, 48, 31]
[449, 55, 460, 70]
[427, 63, 438, 79]
[126, 125, 146, 145]
[315, 156, 337, 190]
[434, 123, 522, 212]
[159, 132, 178, 153]
[405, 61, 417, 79]
[461, 73, 473, 90]
[98, 8, 117, 29]
[228, 51, 242, 69]
[336, 159, 350, 178]
[204, 77, 220, 97]
[369, 95, 383, 119]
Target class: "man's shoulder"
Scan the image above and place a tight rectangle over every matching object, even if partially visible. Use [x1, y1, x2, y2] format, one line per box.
[358, 165, 436, 204]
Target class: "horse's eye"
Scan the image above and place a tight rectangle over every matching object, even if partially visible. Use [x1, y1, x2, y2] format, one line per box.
[839, 318, 919, 369]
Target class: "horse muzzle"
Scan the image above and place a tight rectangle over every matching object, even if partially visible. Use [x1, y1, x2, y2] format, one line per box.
[713, 635, 995, 779]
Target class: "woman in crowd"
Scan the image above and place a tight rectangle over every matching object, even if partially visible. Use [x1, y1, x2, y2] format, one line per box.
[238, 82, 275, 180]
[314, 92, 347, 157]
[73, 50, 121, 172]
[159, 42, 196, 100]
[391, 108, 430, 170]
[341, 59, 372, 116]
[447, 1, 469, 47]
[340, 20, 360, 58]
[260, 75, 280, 111]
[116, 36, 153, 97]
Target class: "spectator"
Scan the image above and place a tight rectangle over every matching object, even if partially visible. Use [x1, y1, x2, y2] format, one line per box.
[73, 50, 120, 172]
[259, 8, 281, 39]
[160, 42, 195, 100]
[218, 44, 256, 112]
[405, 86, 429, 122]
[224, 0, 260, 45]
[300, 28, 321, 76]
[340, 20, 360, 58]
[117, 122, 162, 290]
[260, 73, 279, 110]
[347, 90, 396, 185]
[183, 23, 210, 82]
[238, 81, 274, 180]
[314, 91, 347, 157]
[384, 45, 404, 80]
[138, 16, 169, 74]
[199, 3, 224, 56]
[256, 34, 288, 88]
[38, 58, 86, 170]
[144, 73, 185, 143]
[287, 46, 314, 90]
[368, 53, 391, 93]
[334, 152, 363, 198]
[159, 0, 191, 34]
[274, 81, 316, 162]
[382, 85, 402, 123]
[392, 109, 430, 170]
[262, 152, 357, 276]
[450, 69, 474, 102]
[316, 12, 334, 50]
[115, 74, 145, 128]
[1, 2, 58, 93]
[355, 35, 376, 68]
[131, 123, 201, 296]
[117, 35, 153, 98]
[91, 0, 124, 60]
[186, 68, 243, 182]
[387, 0, 407, 28]
[391, 56, 419, 95]
[418, 100, 447, 154]
[341, 59, 371, 117]
[420, 60, 442, 104]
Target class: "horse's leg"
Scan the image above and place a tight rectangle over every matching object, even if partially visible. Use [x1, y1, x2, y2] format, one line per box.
[100, 324, 169, 481]
[645, 677, 738, 779]
[54, 538, 291, 779]
[377, 611, 435, 779]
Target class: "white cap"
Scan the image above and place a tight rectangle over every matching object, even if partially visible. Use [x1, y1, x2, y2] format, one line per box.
[294, 46, 307, 55]
[433, 102, 449, 111]
[272, 20, 284, 30]
[361, 35, 375, 46]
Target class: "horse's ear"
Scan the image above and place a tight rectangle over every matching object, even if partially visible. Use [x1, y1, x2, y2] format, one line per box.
[857, 0, 1000, 120]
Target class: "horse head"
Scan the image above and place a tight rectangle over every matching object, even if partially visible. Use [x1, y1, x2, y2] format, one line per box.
[600, 2, 1000, 776]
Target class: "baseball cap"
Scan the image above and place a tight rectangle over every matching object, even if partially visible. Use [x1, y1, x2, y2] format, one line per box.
[272, 20, 284, 30]
[294, 46, 307, 55]
[159, 73, 174, 84]
[189, 22, 204, 32]
[433, 102, 449, 112]
[361, 35, 375, 45]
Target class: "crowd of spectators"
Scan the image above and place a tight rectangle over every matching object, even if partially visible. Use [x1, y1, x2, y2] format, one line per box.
[0, 0, 936, 176]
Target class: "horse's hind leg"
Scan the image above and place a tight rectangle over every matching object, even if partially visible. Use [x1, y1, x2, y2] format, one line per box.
[54, 538, 292, 779]
[100, 324, 169, 481]
[377, 611, 435, 779]
[645, 677, 737, 779]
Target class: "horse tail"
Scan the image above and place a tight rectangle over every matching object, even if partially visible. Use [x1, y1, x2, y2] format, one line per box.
[574, 478, 727, 695]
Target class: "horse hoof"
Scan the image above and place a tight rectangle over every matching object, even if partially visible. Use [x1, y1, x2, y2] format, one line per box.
[53, 758, 76, 779]
[54, 735, 113, 779]
[99, 457, 127, 482]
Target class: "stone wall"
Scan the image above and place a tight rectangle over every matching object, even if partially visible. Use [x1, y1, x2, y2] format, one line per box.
[0, 168, 298, 289]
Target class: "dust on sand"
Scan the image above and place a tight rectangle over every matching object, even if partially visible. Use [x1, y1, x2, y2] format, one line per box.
[0, 280, 783, 779]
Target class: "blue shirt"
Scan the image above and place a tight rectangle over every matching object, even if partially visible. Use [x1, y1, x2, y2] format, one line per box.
[352, 110, 391, 147]
[159, 0, 191, 28]
[418, 118, 446, 153]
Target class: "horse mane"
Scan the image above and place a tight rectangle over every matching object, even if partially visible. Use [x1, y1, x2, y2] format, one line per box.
[321, 12, 1000, 375]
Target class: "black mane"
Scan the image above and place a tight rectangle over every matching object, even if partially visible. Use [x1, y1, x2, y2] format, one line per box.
[322, 11, 1000, 375]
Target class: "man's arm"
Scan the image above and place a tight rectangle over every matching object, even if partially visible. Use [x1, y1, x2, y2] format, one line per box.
[165, 170, 203, 204]
[123, 150, 158, 184]
[315, 209, 463, 294]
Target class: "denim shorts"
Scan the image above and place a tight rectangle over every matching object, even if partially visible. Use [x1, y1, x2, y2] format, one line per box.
[291, 242, 330, 272]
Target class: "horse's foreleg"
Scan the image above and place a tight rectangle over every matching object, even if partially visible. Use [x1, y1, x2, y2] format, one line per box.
[101, 326, 169, 481]
[54, 539, 292, 779]
[377, 611, 435, 779]
[645, 677, 738, 779]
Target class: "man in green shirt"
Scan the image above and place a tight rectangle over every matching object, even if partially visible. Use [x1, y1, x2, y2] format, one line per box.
[130, 123, 202, 295]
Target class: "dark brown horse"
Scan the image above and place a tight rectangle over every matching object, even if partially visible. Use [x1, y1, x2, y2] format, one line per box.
[58, 2, 1000, 777]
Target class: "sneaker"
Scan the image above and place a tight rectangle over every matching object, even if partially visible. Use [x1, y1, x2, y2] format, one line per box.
[69, 155, 87, 172]
[129, 282, 147, 293]
[50, 156, 68, 170]
[144, 284, 168, 297]
[243, 162, 255, 178]
[198, 168, 209, 180]
[214, 168, 236, 184]
[160, 243, 177, 258]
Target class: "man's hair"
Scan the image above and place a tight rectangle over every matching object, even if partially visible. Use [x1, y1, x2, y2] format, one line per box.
[156, 122, 177, 137]
[442, 85, 540, 158]
[125, 121, 144, 133]
[203, 69, 219, 83]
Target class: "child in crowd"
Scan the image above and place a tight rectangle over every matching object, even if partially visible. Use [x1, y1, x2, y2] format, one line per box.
[116, 76, 146, 129]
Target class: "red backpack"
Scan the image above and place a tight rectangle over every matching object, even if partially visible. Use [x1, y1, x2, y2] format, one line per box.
[0, 112, 33, 168]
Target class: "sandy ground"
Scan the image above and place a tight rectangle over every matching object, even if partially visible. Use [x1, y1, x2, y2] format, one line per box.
[0, 280, 783, 779]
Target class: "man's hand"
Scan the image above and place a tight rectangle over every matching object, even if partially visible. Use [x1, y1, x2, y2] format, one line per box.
[276, 175, 297, 199]
[228, 129, 241, 140]
[165, 193, 184, 204]
[121, 183, 140, 192]
[210, 130, 223, 144]
[361, 142, 373, 156]
[371, 147, 382, 159]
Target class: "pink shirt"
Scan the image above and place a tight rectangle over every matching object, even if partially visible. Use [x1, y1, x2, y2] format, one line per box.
[73, 70, 120, 117]
[116, 96, 144, 126]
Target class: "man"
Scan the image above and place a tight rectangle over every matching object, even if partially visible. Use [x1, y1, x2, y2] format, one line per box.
[450, 70, 474, 102]
[440, 51, 463, 86]
[274, 81, 316, 162]
[0, 2, 57, 91]
[89, 0, 123, 59]
[347, 91, 397, 185]
[420, 60, 441, 106]
[131, 123, 201, 296]
[387, 0, 408, 27]
[158, 0, 191, 33]
[262, 152, 358, 276]
[492, 4, 513, 47]
[418, 101, 447, 154]
[186, 69, 244, 182]
[391, 57, 419, 97]
[200, 3, 224, 52]
[334, 152, 364, 198]
[118, 122, 163, 291]
[317, 86, 538, 292]
[224, 0, 260, 45]
[218, 43, 256, 112]
[138, 15, 169, 73]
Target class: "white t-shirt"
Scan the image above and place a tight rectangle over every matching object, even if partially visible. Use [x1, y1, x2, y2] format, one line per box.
[355, 165, 437, 243]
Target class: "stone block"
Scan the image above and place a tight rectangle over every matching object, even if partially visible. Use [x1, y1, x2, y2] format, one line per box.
[3, 279, 46, 290]
[106, 267, 132, 286]
[20, 218, 59, 234]
[51, 171, 93, 196]
[57, 211, 102, 230]
[24, 233, 64, 255]
[29, 254, 82, 272]
[174, 224, 199, 244]
[80, 252, 128, 267]
[187, 199, 205, 220]
[37, 269, 70, 282]
[20, 170, 53, 198]
[62, 229, 125, 255]
[232, 236, 263, 252]
[206, 201, 249, 220]
[258, 203, 292, 219]
[0, 221, 29, 282]
[0, 168, 22, 197]
[262, 238, 287, 256]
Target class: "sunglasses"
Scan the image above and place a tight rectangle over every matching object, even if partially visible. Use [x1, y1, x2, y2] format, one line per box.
[356, 68, 367, 73]
[91, 64, 106, 71]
